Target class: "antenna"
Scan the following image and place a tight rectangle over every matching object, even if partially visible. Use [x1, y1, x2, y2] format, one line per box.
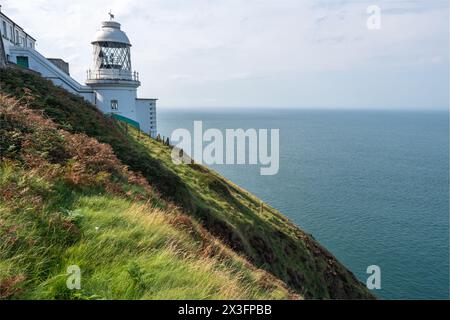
[108, 10, 115, 21]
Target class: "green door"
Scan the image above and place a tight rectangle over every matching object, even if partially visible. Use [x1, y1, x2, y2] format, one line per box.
[16, 56, 29, 68]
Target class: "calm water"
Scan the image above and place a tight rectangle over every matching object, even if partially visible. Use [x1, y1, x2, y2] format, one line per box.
[157, 108, 449, 299]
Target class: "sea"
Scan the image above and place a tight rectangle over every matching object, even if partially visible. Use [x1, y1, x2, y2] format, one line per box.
[157, 108, 449, 300]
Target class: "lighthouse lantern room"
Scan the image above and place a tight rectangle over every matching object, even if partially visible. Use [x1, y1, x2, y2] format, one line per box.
[89, 20, 138, 81]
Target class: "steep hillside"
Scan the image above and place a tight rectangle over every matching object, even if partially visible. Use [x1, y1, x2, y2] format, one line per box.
[0, 68, 374, 299]
[0, 94, 295, 299]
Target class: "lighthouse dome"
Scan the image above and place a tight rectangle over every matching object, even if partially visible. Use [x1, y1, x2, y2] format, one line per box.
[92, 21, 131, 46]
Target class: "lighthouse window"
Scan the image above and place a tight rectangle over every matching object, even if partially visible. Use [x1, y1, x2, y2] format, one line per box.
[111, 100, 119, 111]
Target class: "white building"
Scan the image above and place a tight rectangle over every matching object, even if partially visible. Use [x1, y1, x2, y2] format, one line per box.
[0, 7, 157, 138]
[0, 7, 36, 61]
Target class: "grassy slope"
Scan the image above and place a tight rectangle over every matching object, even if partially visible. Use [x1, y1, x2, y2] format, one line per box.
[0, 94, 294, 300]
[0, 169, 292, 300]
[0, 68, 374, 299]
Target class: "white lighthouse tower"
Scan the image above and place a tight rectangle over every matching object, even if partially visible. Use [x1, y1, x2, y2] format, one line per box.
[86, 15, 157, 137]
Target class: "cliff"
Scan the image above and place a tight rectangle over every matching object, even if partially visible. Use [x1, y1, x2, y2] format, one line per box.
[0, 68, 374, 299]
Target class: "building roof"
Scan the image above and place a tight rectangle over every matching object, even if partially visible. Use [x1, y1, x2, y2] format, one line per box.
[92, 21, 131, 46]
[136, 98, 159, 101]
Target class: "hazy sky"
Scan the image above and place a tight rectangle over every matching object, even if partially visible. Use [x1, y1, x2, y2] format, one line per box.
[2, 0, 449, 110]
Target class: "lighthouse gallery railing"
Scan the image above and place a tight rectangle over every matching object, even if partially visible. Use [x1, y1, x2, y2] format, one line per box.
[87, 69, 139, 82]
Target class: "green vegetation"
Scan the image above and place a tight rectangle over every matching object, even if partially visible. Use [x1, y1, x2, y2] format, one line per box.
[0, 94, 293, 299]
[0, 166, 291, 299]
[0, 68, 374, 299]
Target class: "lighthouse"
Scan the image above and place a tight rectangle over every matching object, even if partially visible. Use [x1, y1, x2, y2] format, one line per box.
[86, 16, 157, 137]
[1, 7, 157, 137]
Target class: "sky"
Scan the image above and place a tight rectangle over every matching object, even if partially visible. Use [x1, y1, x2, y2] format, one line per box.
[2, 0, 449, 110]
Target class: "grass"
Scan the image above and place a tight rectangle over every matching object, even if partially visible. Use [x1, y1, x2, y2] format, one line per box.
[0, 68, 374, 299]
[0, 95, 294, 300]
[0, 165, 293, 300]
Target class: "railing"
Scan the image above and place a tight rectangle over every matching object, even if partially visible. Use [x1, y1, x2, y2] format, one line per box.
[87, 69, 139, 82]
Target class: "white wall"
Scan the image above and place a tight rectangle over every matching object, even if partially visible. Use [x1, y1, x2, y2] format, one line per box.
[9, 47, 95, 103]
[93, 86, 138, 123]
[136, 99, 151, 134]
[149, 101, 157, 138]
[1, 36, 9, 57]
[136, 99, 157, 137]
[49, 77, 95, 102]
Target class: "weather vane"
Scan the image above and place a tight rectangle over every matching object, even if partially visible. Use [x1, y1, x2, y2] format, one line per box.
[108, 10, 115, 21]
